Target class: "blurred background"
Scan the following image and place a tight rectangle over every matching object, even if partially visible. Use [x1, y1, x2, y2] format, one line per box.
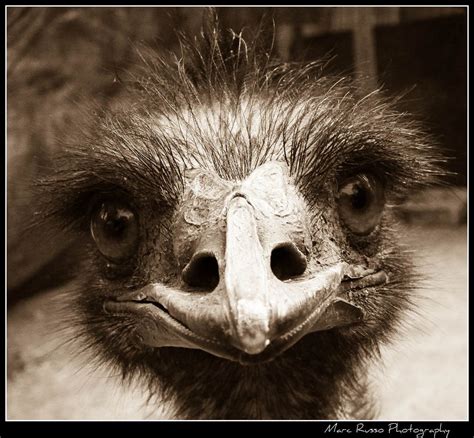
[7, 7, 467, 420]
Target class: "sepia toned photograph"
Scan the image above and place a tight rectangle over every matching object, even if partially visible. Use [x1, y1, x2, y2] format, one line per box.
[6, 6, 467, 421]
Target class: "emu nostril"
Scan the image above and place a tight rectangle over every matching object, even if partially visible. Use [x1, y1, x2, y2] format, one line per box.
[271, 243, 307, 281]
[182, 252, 220, 291]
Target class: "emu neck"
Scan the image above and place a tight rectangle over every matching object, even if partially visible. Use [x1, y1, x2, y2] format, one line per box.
[144, 334, 376, 420]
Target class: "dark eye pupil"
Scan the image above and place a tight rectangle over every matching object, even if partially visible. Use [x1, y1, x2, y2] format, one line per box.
[99, 205, 134, 237]
[340, 181, 371, 212]
[104, 216, 127, 237]
[351, 185, 368, 210]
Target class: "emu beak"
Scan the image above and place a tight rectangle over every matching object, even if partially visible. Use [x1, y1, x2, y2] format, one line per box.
[106, 162, 388, 363]
[224, 195, 271, 354]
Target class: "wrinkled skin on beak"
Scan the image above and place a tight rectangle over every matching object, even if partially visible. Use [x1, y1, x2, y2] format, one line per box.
[104, 162, 388, 364]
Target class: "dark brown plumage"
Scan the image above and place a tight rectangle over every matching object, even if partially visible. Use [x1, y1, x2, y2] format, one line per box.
[36, 15, 443, 419]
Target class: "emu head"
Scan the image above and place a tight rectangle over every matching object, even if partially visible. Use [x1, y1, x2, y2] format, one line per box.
[39, 25, 442, 418]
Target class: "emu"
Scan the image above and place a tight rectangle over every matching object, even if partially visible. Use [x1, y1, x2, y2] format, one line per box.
[34, 18, 442, 419]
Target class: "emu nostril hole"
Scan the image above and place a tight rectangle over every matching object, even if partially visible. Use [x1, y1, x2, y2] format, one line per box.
[271, 243, 307, 281]
[182, 253, 219, 291]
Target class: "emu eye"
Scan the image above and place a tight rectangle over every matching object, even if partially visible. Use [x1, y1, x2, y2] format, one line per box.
[337, 174, 385, 235]
[90, 199, 139, 262]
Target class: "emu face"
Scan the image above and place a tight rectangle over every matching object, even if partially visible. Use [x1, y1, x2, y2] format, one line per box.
[104, 157, 389, 363]
[41, 39, 441, 418]
[78, 97, 405, 363]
